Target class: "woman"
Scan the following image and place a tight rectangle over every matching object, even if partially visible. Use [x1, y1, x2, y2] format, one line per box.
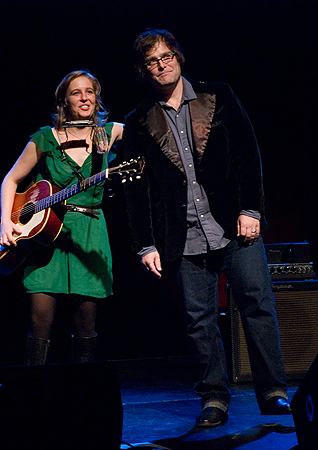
[0, 70, 123, 364]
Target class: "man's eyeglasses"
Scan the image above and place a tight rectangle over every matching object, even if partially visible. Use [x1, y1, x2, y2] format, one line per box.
[144, 52, 176, 70]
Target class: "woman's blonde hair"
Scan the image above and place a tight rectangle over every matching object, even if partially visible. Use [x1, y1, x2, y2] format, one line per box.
[52, 70, 109, 129]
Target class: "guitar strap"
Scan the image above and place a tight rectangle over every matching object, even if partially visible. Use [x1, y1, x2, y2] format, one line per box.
[59, 142, 104, 179]
[68, 143, 104, 215]
[91, 143, 104, 176]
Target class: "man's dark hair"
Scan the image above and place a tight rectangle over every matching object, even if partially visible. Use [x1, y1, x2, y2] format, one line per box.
[132, 28, 185, 82]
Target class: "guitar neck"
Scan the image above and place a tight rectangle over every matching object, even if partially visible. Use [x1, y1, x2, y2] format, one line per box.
[35, 168, 109, 213]
[33, 158, 143, 213]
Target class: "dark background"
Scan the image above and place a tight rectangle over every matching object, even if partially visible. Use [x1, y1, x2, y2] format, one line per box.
[0, 0, 317, 365]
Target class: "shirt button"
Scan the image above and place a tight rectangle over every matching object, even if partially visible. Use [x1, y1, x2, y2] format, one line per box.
[180, 130, 184, 134]
[189, 164, 192, 168]
[196, 198, 200, 202]
[200, 214, 204, 218]
[193, 181, 196, 184]
[185, 147, 189, 151]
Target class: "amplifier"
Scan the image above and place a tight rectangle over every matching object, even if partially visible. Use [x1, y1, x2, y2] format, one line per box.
[265, 242, 310, 264]
[265, 242, 314, 280]
[268, 262, 315, 280]
[228, 279, 318, 383]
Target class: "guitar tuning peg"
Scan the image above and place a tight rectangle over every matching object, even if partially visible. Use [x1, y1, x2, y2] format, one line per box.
[129, 177, 133, 182]
[121, 178, 127, 183]
[136, 176, 141, 180]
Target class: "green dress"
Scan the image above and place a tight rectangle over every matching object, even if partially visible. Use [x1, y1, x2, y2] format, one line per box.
[23, 125, 114, 299]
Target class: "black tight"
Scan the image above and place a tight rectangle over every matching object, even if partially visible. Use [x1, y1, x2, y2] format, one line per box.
[29, 293, 98, 340]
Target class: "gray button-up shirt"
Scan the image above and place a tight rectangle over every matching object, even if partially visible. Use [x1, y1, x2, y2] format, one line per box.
[160, 78, 230, 254]
[138, 77, 260, 259]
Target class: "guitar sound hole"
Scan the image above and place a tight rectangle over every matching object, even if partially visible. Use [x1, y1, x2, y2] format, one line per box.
[20, 203, 35, 224]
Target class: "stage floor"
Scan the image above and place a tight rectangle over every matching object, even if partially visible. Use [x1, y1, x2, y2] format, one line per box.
[117, 357, 299, 450]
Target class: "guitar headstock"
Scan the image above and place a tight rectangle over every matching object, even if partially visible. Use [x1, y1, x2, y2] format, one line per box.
[109, 157, 145, 183]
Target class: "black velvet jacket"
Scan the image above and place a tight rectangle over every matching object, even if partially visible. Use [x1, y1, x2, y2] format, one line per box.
[124, 80, 267, 262]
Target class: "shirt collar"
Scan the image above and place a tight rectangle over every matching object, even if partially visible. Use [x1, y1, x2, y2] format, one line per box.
[182, 77, 197, 102]
[158, 77, 197, 108]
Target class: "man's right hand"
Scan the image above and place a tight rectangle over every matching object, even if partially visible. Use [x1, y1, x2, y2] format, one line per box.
[141, 251, 162, 279]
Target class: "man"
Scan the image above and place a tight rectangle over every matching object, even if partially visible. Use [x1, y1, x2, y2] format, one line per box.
[123, 28, 291, 427]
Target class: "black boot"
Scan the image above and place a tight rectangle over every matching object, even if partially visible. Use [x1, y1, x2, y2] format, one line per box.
[72, 334, 97, 362]
[26, 336, 50, 365]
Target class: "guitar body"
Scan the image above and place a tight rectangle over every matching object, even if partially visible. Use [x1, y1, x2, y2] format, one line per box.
[0, 180, 65, 275]
[0, 157, 144, 275]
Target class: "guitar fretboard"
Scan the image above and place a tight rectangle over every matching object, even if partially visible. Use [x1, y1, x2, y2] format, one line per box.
[35, 169, 109, 213]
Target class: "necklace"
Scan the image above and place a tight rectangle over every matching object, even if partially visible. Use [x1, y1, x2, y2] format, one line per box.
[65, 128, 92, 141]
[56, 127, 92, 154]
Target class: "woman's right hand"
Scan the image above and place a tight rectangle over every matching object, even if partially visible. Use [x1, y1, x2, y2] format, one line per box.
[0, 219, 22, 247]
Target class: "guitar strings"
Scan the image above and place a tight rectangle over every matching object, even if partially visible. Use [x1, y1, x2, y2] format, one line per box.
[8, 161, 139, 223]
[9, 173, 103, 222]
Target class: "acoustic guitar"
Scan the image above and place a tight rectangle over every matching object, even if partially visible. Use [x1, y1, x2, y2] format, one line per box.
[0, 158, 143, 275]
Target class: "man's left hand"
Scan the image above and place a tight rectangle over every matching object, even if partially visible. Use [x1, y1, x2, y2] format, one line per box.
[237, 215, 260, 244]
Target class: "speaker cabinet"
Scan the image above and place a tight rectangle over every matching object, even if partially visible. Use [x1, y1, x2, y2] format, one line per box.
[291, 354, 318, 450]
[0, 361, 123, 450]
[228, 279, 318, 382]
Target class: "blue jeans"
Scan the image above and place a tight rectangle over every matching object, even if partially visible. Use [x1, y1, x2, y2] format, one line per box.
[169, 237, 287, 411]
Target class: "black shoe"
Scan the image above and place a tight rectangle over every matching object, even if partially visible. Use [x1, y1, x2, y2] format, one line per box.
[261, 396, 292, 415]
[195, 406, 228, 428]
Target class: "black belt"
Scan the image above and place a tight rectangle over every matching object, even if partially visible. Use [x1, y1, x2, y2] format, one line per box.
[66, 204, 101, 217]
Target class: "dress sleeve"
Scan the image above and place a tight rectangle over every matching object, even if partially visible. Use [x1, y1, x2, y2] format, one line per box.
[30, 126, 56, 153]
